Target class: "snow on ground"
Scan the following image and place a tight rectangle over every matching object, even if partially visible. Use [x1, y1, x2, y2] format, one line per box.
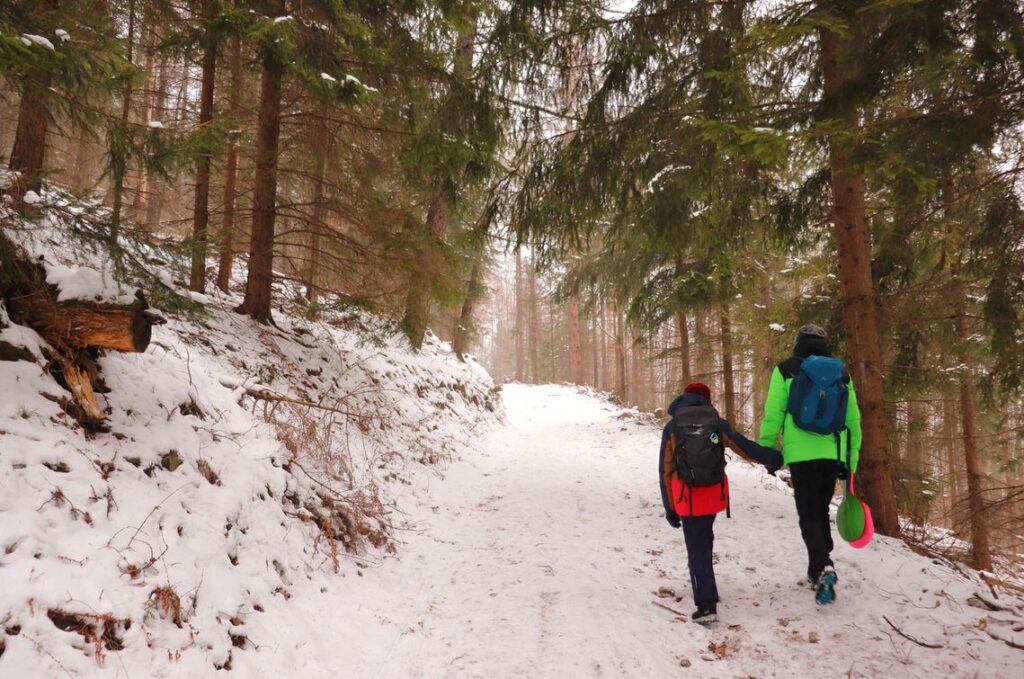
[0, 190, 501, 676]
[336, 384, 1024, 678]
[0, 295, 500, 677]
[1, 177, 1021, 676]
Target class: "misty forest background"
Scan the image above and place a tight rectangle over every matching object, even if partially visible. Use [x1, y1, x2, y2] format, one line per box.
[2, 0, 1023, 579]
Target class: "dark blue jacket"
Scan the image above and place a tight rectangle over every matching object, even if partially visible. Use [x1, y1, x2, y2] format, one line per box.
[659, 393, 783, 519]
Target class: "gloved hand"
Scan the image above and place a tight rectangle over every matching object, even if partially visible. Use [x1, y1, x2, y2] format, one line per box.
[836, 464, 849, 481]
[666, 512, 681, 529]
[766, 449, 784, 476]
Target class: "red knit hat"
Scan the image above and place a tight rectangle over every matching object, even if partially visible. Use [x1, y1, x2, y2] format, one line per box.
[684, 382, 711, 401]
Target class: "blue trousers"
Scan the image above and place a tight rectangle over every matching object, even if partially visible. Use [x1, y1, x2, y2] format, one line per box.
[681, 514, 718, 606]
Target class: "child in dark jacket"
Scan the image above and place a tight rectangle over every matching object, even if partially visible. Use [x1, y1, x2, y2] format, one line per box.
[659, 382, 782, 623]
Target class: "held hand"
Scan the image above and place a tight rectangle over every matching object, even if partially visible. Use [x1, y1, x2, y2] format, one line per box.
[765, 449, 784, 476]
[837, 464, 849, 481]
[666, 512, 681, 529]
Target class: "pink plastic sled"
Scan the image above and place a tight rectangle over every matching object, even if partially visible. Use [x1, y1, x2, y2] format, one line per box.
[847, 474, 875, 549]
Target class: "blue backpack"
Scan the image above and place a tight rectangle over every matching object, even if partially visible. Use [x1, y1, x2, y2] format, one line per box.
[786, 355, 849, 435]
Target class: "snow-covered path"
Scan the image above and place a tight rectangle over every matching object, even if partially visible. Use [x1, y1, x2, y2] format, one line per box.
[339, 385, 1022, 678]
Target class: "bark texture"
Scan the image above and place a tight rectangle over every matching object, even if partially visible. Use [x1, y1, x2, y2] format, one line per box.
[238, 44, 284, 324]
[189, 0, 219, 293]
[216, 33, 243, 292]
[955, 311, 992, 570]
[819, 26, 900, 537]
[7, 0, 58, 200]
[720, 302, 737, 427]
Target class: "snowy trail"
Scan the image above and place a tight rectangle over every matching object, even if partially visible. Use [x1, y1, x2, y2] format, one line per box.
[339, 384, 1021, 678]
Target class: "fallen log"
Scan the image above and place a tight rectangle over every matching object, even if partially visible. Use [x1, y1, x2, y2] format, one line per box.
[2, 231, 164, 353]
[8, 288, 160, 353]
[1, 230, 164, 425]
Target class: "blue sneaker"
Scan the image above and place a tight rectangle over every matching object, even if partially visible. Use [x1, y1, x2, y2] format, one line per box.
[815, 566, 837, 605]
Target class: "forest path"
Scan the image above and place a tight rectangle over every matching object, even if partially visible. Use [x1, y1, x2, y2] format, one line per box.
[339, 384, 1021, 678]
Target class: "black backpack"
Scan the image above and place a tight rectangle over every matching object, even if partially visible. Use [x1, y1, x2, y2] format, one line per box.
[672, 405, 726, 487]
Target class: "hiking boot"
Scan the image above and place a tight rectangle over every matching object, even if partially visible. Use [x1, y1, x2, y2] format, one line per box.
[692, 602, 717, 624]
[815, 566, 837, 605]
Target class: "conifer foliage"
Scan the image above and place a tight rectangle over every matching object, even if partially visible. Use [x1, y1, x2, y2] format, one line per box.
[1, 0, 1023, 574]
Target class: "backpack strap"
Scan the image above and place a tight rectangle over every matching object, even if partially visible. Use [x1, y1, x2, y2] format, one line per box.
[835, 427, 853, 493]
[778, 356, 804, 379]
[781, 354, 852, 383]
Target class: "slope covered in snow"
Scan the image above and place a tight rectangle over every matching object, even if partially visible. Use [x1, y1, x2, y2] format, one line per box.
[338, 384, 1024, 678]
[0, 190, 502, 676]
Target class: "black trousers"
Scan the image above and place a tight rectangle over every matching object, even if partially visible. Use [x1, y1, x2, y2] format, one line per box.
[789, 459, 841, 580]
[680, 514, 718, 606]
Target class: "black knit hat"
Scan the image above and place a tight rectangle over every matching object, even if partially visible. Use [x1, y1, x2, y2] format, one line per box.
[794, 324, 830, 357]
[796, 324, 827, 342]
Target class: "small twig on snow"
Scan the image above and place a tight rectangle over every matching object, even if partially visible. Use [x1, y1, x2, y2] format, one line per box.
[125, 483, 191, 549]
[968, 592, 1015, 612]
[652, 600, 688, 617]
[882, 615, 944, 649]
[985, 628, 1024, 650]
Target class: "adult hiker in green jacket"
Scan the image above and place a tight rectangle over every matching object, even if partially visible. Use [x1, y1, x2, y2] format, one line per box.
[758, 324, 862, 605]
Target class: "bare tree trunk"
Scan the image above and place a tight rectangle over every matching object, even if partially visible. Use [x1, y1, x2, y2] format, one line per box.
[8, 67, 51, 200]
[630, 333, 643, 408]
[305, 104, 329, 304]
[237, 41, 284, 324]
[674, 256, 692, 390]
[548, 294, 556, 381]
[450, 20, 485, 359]
[514, 249, 524, 380]
[615, 303, 627, 401]
[453, 256, 485, 359]
[110, 0, 137, 241]
[674, 310, 691, 389]
[132, 26, 158, 218]
[401, 24, 473, 350]
[955, 311, 992, 570]
[216, 33, 243, 292]
[720, 301, 737, 427]
[753, 278, 772, 416]
[7, 0, 58, 202]
[528, 257, 540, 382]
[694, 311, 708, 383]
[70, 124, 94, 191]
[943, 389, 962, 525]
[144, 54, 173, 227]
[819, 25, 899, 537]
[602, 301, 612, 391]
[905, 399, 927, 525]
[402, 200, 447, 348]
[568, 294, 583, 384]
[189, 0, 219, 293]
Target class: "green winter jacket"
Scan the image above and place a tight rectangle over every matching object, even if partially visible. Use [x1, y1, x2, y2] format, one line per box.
[757, 363, 862, 472]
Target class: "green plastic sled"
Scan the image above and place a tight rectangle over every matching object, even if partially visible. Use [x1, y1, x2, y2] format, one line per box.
[836, 473, 875, 548]
[837, 492, 866, 542]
